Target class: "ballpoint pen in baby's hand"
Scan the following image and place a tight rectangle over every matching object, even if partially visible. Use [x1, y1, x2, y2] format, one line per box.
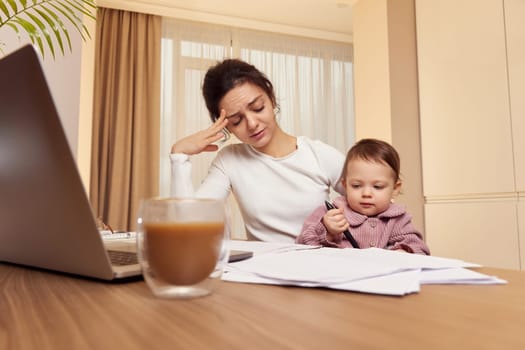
[324, 201, 360, 249]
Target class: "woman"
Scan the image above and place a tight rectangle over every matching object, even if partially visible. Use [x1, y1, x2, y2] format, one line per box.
[170, 59, 345, 242]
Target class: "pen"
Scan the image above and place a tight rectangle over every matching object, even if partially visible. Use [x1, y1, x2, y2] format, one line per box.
[324, 201, 360, 249]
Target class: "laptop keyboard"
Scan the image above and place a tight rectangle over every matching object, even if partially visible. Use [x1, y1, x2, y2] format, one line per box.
[100, 231, 137, 240]
[107, 250, 138, 266]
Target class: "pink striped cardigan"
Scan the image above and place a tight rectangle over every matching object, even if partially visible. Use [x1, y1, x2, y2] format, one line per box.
[296, 196, 430, 255]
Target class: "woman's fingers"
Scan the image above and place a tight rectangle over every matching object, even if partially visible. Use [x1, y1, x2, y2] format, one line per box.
[214, 110, 229, 130]
[202, 144, 219, 152]
[171, 110, 229, 155]
[204, 110, 228, 141]
[199, 132, 223, 153]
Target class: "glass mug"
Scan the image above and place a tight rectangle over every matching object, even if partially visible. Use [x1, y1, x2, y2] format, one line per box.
[137, 198, 230, 298]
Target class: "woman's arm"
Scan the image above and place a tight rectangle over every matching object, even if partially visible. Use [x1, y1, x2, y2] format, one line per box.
[170, 111, 228, 155]
[169, 110, 231, 199]
[310, 140, 346, 195]
[170, 153, 194, 197]
[170, 151, 231, 200]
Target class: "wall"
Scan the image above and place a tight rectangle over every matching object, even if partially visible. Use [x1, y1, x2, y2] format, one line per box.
[415, 0, 524, 269]
[352, 0, 525, 269]
[352, 0, 425, 236]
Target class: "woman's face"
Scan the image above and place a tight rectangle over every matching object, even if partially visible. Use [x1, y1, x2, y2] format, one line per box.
[219, 82, 277, 150]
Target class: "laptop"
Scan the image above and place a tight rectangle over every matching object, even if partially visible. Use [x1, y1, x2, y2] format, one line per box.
[0, 45, 251, 281]
[0, 45, 142, 280]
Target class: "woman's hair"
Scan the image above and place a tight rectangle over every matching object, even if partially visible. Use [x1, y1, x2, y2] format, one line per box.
[202, 59, 277, 122]
[340, 138, 401, 182]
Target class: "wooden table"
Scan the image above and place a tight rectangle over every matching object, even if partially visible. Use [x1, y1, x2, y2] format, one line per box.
[1, 264, 524, 349]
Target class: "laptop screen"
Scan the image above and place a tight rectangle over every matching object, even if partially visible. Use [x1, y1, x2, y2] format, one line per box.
[0, 45, 117, 279]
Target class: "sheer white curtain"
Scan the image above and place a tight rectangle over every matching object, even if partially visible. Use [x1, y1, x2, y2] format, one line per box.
[159, 19, 231, 196]
[160, 19, 354, 239]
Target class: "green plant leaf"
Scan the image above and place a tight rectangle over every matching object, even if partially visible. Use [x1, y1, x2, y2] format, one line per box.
[6, 22, 21, 35]
[12, 17, 45, 56]
[25, 11, 56, 58]
[0, 0, 96, 59]
[41, 5, 72, 53]
[0, 1, 11, 19]
[63, 0, 96, 19]
[34, 8, 66, 55]
[49, 1, 88, 41]
[39, 5, 71, 54]
[6, 0, 18, 14]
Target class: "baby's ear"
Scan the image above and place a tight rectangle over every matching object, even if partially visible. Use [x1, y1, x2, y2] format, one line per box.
[392, 180, 402, 197]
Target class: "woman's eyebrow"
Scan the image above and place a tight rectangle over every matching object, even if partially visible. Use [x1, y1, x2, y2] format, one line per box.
[248, 95, 263, 106]
[226, 112, 240, 119]
[225, 94, 263, 119]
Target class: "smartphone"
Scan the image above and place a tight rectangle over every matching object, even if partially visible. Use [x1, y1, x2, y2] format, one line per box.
[228, 250, 253, 263]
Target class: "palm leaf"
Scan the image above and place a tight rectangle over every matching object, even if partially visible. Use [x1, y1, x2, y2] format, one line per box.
[41, 4, 72, 52]
[25, 11, 56, 58]
[34, 7, 66, 55]
[0, 0, 96, 58]
[11, 17, 45, 54]
[49, 1, 90, 41]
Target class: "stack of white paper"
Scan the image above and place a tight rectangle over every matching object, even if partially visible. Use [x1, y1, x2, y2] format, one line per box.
[222, 241, 506, 296]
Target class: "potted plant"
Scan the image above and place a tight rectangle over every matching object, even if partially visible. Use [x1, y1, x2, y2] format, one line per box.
[0, 0, 96, 58]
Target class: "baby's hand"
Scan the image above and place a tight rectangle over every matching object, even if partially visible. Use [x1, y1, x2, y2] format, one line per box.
[322, 207, 349, 242]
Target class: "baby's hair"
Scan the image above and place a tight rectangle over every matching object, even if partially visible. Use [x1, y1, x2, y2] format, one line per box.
[340, 138, 401, 182]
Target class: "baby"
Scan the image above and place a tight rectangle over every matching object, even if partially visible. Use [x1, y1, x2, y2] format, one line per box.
[296, 138, 430, 254]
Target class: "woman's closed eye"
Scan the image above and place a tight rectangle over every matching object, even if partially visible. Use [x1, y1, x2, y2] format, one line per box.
[229, 106, 265, 127]
[253, 105, 264, 113]
[229, 115, 243, 126]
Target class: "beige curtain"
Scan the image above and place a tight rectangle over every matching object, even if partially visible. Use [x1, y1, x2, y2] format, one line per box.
[90, 8, 161, 231]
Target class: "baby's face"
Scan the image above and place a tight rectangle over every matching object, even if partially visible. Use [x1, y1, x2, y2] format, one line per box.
[342, 159, 400, 216]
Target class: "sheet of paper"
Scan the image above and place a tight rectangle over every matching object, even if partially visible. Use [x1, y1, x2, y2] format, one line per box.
[228, 240, 320, 255]
[228, 248, 408, 284]
[223, 268, 421, 296]
[342, 247, 481, 269]
[224, 241, 507, 296]
[420, 268, 507, 285]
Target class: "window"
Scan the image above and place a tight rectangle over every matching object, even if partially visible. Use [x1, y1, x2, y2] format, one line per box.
[160, 18, 354, 238]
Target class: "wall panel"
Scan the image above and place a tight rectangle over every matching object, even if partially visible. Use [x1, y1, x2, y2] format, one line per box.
[425, 201, 520, 269]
